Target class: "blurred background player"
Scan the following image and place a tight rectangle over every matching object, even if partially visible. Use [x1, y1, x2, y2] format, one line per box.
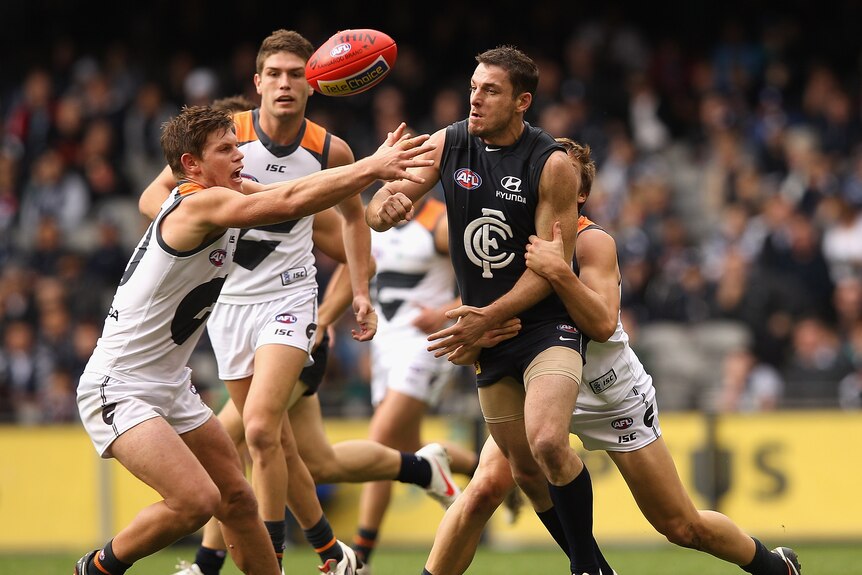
[352, 190, 480, 568]
[420, 138, 801, 575]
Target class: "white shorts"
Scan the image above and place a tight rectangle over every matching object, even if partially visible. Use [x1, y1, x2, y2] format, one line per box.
[77, 368, 213, 458]
[207, 290, 318, 381]
[370, 328, 456, 407]
[570, 378, 662, 452]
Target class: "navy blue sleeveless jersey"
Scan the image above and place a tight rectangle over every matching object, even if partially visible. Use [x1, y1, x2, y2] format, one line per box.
[439, 119, 568, 329]
[439, 120, 587, 386]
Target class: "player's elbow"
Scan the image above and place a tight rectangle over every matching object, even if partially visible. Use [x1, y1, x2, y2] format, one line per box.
[589, 319, 616, 343]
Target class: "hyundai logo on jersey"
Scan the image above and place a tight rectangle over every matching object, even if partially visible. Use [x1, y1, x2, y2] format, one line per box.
[454, 168, 482, 189]
[500, 176, 522, 192]
[275, 313, 298, 324]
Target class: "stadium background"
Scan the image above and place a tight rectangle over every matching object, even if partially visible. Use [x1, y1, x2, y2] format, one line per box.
[1, 0, 862, 553]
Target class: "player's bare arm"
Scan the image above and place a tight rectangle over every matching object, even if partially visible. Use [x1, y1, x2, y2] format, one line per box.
[139, 165, 176, 220]
[365, 128, 446, 231]
[526, 222, 620, 342]
[328, 136, 375, 333]
[427, 149, 579, 357]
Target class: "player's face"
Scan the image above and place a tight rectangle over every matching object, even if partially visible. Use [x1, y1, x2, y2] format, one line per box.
[195, 128, 245, 191]
[468, 63, 522, 141]
[255, 52, 311, 120]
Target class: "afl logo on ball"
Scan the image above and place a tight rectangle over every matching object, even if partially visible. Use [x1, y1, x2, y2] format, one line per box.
[454, 168, 482, 190]
[330, 43, 352, 57]
[209, 249, 227, 267]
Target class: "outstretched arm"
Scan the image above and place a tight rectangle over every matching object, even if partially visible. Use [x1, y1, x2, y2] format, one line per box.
[365, 128, 446, 231]
[198, 125, 436, 230]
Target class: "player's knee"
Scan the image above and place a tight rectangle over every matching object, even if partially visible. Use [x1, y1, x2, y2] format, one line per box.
[217, 480, 260, 524]
[527, 432, 568, 471]
[243, 419, 280, 454]
[175, 483, 222, 530]
[304, 459, 335, 483]
[510, 466, 547, 503]
[659, 517, 707, 550]
[461, 481, 507, 519]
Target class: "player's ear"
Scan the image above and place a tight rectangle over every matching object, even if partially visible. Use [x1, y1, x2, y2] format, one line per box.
[516, 91, 532, 113]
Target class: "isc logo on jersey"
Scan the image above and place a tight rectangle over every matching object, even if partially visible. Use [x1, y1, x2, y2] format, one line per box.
[454, 168, 482, 190]
[209, 249, 227, 267]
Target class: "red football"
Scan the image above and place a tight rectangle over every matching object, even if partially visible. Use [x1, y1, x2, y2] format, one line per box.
[306, 29, 397, 97]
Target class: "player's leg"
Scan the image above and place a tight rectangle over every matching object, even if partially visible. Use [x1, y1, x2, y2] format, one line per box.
[524, 348, 602, 575]
[278, 411, 359, 572]
[77, 417, 223, 575]
[182, 416, 280, 575]
[175, 400, 246, 575]
[291, 394, 400, 482]
[354, 388, 427, 563]
[226, 344, 305, 565]
[610, 440, 800, 574]
[424, 436, 515, 575]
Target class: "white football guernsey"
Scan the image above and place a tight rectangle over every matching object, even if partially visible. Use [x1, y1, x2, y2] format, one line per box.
[370, 198, 457, 330]
[84, 182, 238, 383]
[217, 110, 329, 304]
[576, 217, 649, 409]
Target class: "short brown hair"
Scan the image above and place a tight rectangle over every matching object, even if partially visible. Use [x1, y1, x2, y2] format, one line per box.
[257, 29, 315, 73]
[161, 105, 235, 179]
[556, 137, 596, 195]
[475, 46, 539, 98]
[212, 94, 257, 115]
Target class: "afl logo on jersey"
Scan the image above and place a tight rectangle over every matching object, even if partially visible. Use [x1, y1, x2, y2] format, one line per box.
[454, 168, 482, 190]
[209, 249, 227, 267]
[275, 313, 298, 324]
[463, 208, 515, 278]
[557, 324, 580, 334]
[612, 417, 633, 430]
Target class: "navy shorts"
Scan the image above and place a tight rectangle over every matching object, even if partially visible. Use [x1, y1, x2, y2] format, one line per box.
[299, 331, 330, 395]
[474, 319, 587, 387]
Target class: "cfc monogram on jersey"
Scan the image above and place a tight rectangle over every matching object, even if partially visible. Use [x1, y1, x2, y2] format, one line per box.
[439, 119, 570, 330]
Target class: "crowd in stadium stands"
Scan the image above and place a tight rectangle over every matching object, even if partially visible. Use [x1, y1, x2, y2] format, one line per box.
[1, 7, 862, 425]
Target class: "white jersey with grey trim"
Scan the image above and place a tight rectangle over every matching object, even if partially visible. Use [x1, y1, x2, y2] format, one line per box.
[217, 111, 326, 305]
[575, 216, 649, 410]
[578, 305, 648, 410]
[370, 197, 456, 331]
[85, 184, 238, 384]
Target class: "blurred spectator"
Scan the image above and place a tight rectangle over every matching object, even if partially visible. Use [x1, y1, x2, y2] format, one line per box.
[18, 150, 89, 242]
[122, 81, 177, 193]
[3, 68, 56, 177]
[780, 316, 853, 408]
[718, 348, 784, 412]
[821, 197, 862, 281]
[0, 319, 54, 424]
[838, 321, 862, 409]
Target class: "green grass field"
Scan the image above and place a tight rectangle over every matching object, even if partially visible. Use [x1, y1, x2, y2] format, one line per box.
[4, 542, 861, 575]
